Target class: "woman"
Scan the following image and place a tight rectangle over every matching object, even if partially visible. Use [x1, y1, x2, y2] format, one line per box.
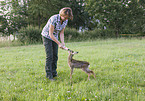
[41, 7, 73, 80]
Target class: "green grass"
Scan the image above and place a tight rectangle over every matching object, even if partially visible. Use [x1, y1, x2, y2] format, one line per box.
[0, 38, 145, 101]
[0, 40, 23, 48]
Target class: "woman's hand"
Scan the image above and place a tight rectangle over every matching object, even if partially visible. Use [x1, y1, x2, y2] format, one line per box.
[59, 43, 65, 49]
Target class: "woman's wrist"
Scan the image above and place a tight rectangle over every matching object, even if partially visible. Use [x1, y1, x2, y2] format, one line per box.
[62, 42, 65, 46]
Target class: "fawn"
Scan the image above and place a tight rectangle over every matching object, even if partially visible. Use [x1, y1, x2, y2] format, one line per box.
[67, 49, 96, 80]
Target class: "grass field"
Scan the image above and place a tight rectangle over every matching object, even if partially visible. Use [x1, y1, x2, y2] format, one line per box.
[0, 38, 145, 101]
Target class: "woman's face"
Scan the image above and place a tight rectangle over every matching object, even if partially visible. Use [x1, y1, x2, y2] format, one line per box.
[60, 15, 69, 21]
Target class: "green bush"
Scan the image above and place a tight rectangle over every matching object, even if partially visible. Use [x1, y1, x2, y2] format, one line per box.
[81, 28, 115, 39]
[64, 27, 115, 41]
[64, 27, 80, 41]
[17, 26, 115, 44]
[17, 26, 42, 44]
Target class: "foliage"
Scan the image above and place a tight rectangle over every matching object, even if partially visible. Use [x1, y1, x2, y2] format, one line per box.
[27, 0, 69, 29]
[0, 0, 144, 38]
[0, 0, 89, 34]
[81, 28, 115, 40]
[64, 27, 115, 42]
[0, 16, 8, 35]
[0, 39, 145, 100]
[27, 0, 75, 29]
[68, 0, 90, 29]
[85, 0, 145, 37]
[27, 0, 89, 30]
[0, 0, 28, 36]
[64, 27, 80, 41]
[17, 25, 42, 44]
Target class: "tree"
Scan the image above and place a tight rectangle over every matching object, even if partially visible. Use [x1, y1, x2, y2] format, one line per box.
[0, 16, 8, 35]
[123, 0, 145, 34]
[27, 0, 70, 28]
[68, 0, 90, 30]
[1, 0, 90, 34]
[27, 0, 90, 30]
[0, 0, 28, 36]
[85, 0, 145, 37]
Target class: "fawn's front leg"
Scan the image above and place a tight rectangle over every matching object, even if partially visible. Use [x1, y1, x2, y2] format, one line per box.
[70, 68, 74, 79]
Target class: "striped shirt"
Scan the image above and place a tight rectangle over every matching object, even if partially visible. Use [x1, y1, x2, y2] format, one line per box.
[41, 14, 68, 40]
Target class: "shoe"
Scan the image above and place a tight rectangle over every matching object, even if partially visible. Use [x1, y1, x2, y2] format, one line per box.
[52, 72, 57, 77]
[46, 75, 56, 81]
[53, 75, 57, 78]
[46, 74, 53, 79]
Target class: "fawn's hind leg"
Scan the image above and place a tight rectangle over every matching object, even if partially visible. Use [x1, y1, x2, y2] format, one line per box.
[70, 68, 74, 79]
[90, 71, 96, 79]
[87, 73, 91, 80]
[82, 67, 91, 80]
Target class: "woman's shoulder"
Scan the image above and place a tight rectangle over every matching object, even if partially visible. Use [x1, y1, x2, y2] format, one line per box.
[50, 14, 59, 20]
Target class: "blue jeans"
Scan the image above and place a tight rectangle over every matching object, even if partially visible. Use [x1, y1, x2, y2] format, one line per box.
[42, 36, 58, 79]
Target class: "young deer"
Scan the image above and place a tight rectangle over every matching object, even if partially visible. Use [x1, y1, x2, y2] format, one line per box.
[67, 49, 96, 80]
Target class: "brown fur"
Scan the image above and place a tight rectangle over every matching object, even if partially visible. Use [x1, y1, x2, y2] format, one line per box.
[68, 50, 96, 80]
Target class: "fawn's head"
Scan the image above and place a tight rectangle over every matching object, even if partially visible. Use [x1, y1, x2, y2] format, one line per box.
[68, 49, 78, 55]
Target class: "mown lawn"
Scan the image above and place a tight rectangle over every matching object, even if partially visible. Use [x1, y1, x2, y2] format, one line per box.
[0, 38, 145, 101]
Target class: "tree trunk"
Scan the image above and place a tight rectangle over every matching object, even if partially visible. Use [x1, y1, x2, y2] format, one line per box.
[115, 30, 119, 38]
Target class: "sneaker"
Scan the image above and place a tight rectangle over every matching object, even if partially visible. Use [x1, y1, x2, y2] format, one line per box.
[46, 74, 53, 79]
[53, 75, 57, 78]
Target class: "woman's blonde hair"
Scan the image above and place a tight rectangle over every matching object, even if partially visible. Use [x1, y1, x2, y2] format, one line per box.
[59, 7, 73, 20]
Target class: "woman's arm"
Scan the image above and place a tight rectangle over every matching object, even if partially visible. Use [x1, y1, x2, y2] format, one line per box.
[60, 27, 65, 46]
[49, 24, 62, 48]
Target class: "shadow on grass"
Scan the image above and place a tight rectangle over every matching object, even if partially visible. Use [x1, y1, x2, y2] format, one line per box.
[137, 83, 145, 87]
